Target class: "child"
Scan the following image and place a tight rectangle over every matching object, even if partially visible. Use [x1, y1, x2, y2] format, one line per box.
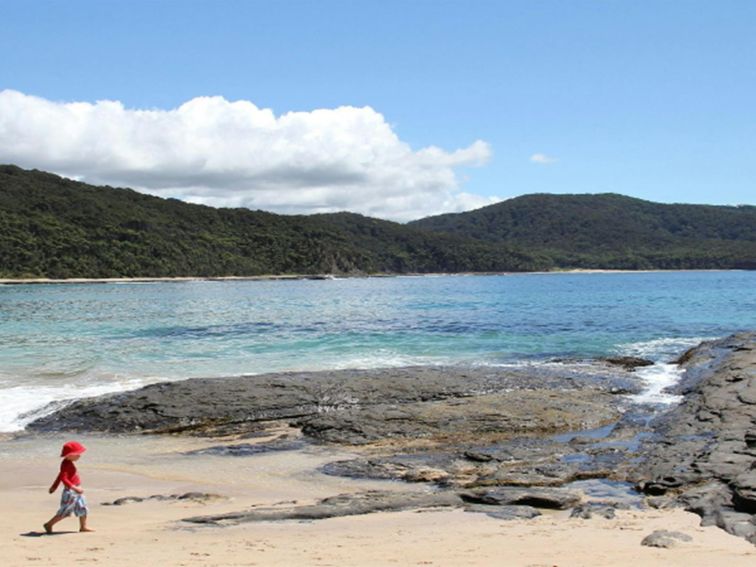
[44, 441, 94, 533]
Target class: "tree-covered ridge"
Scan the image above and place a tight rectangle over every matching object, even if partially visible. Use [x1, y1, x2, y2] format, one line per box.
[0, 165, 543, 278]
[409, 193, 756, 270]
[1, 165, 754, 278]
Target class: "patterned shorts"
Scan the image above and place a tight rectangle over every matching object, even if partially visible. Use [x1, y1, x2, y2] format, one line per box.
[57, 488, 88, 518]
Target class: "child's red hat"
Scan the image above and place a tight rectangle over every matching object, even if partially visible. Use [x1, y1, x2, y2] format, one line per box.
[60, 441, 87, 458]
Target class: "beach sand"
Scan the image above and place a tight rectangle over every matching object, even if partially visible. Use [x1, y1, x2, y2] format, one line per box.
[3, 434, 754, 567]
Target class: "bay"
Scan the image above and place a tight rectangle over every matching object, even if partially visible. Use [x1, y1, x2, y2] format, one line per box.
[0, 271, 754, 431]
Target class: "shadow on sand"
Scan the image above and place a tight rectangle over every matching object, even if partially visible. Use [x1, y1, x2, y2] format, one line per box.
[20, 530, 77, 537]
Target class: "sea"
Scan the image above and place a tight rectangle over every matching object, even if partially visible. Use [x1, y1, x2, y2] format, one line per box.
[1, 271, 754, 433]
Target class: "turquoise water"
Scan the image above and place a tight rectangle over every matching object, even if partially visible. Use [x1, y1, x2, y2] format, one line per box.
[1, 271, 754, 431]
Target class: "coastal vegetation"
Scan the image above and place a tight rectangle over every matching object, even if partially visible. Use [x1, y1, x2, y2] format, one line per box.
[0, 165, 541, 278]
[1, 164, 754, 278]
[410, 193, 756, 270]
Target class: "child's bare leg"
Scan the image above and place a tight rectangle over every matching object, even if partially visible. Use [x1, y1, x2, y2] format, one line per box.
[79, 515, 94, 532]
[43, 514, 64, 533]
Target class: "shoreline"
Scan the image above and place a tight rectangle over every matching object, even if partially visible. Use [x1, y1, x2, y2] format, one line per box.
[20, 335, 756, 539]
[0, 268, 746, 285]
[2, 335, 755, 564]
[3, 433, 754, 566]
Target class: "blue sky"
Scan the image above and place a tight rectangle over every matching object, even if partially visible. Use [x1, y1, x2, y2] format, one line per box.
[1, 0, 754, 220]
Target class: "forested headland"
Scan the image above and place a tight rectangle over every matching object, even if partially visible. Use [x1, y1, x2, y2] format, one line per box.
[0, 165, 541, 278]
[410, 193, 756, 270]
[1, 164, 753, 278]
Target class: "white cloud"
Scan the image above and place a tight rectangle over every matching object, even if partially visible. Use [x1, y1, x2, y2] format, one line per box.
[0, 90, 496, 221]
[530, 153, 557, 165]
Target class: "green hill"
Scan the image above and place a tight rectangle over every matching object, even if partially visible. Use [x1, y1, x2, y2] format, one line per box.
[409, 193, 756, 270]
[2, 165, 753, 278]
[0, 165, 542, 278]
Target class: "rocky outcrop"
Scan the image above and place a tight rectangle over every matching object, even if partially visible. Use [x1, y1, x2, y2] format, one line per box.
[602, 356, 655, 370]
[631, 332, 756, 544]
[640, 530, 693, 548]
[182, 490, 465, 525]
[466, 504, 542, 520]
[297, 389, 619, 446]
[570, 502, 628, 519]
[27, 364, 633, 440]
[102, 492, 224, 506]
[461, 487, 581, 509]
[181, 488, 582, 526]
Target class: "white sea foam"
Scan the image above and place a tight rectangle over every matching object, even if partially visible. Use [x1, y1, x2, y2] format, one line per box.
[0, 378, 147, 433]
[280, 351, 464, 372]
[618, 336, 714, 360]
[618, 337, 713, 406]
[628, 363, 684, 405]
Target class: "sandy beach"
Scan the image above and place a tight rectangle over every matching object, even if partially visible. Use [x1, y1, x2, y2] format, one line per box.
[3, 433, 754, 567]
[0, 269, 740, 286]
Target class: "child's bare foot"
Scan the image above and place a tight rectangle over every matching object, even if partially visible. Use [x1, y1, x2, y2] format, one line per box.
[43, 523, 53, 534]
[80, 527, 95, 532]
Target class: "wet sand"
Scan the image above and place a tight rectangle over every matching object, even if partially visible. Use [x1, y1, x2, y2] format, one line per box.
[3, 433, 754, 567]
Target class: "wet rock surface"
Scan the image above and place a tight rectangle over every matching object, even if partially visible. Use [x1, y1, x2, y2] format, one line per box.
[631, 332, 756, 544]
[184, 436, 306, 456]
[27, 364, 636, 436]
[297, 389, 619, 446]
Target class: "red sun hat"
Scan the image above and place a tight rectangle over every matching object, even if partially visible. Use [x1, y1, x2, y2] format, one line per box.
[60, 441, 87, 458]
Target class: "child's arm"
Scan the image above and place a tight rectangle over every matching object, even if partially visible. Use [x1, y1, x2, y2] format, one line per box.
[49, 474, 60, 494]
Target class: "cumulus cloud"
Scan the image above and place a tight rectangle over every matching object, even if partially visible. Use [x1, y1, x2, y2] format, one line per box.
[530, 153, 557, 165]
[0, 90, 497, 221]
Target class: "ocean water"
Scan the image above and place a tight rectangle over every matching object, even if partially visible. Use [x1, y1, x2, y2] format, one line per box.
[1, 271, 754, 432]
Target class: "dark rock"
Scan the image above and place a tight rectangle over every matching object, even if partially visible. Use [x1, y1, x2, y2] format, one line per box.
[713, 510, 756, 542]
[745, 430, 756, 449]
[631, 332, 756, 545]
[673, 346, 700, 366]
[644, 496, 674, 509]
[464, 450, 495, 462]
[570, 503, 617, 519]
[677, 481, 733, 524]
[184, 437, 306, 456]
[732, 471, 756, 513]
[602, 356, 655, 370]
[182, 490, 463, 525]
[638, 475, 690, 496]
[320, 458, 403, 481]
[321, 453, 461, 484]
[461, 487, 581, 509]
[466, 504, 541, 520]
[641, 530, 692, 548]
[297, 389, 620, 446]
[102, 492, 223, 506]
[26, 364, 632, 436]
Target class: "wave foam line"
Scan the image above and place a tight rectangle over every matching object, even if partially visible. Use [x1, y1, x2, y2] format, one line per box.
[1, 378, 147, 432]
[618, 336, 714, 360]
[629, 363, 684, 405]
